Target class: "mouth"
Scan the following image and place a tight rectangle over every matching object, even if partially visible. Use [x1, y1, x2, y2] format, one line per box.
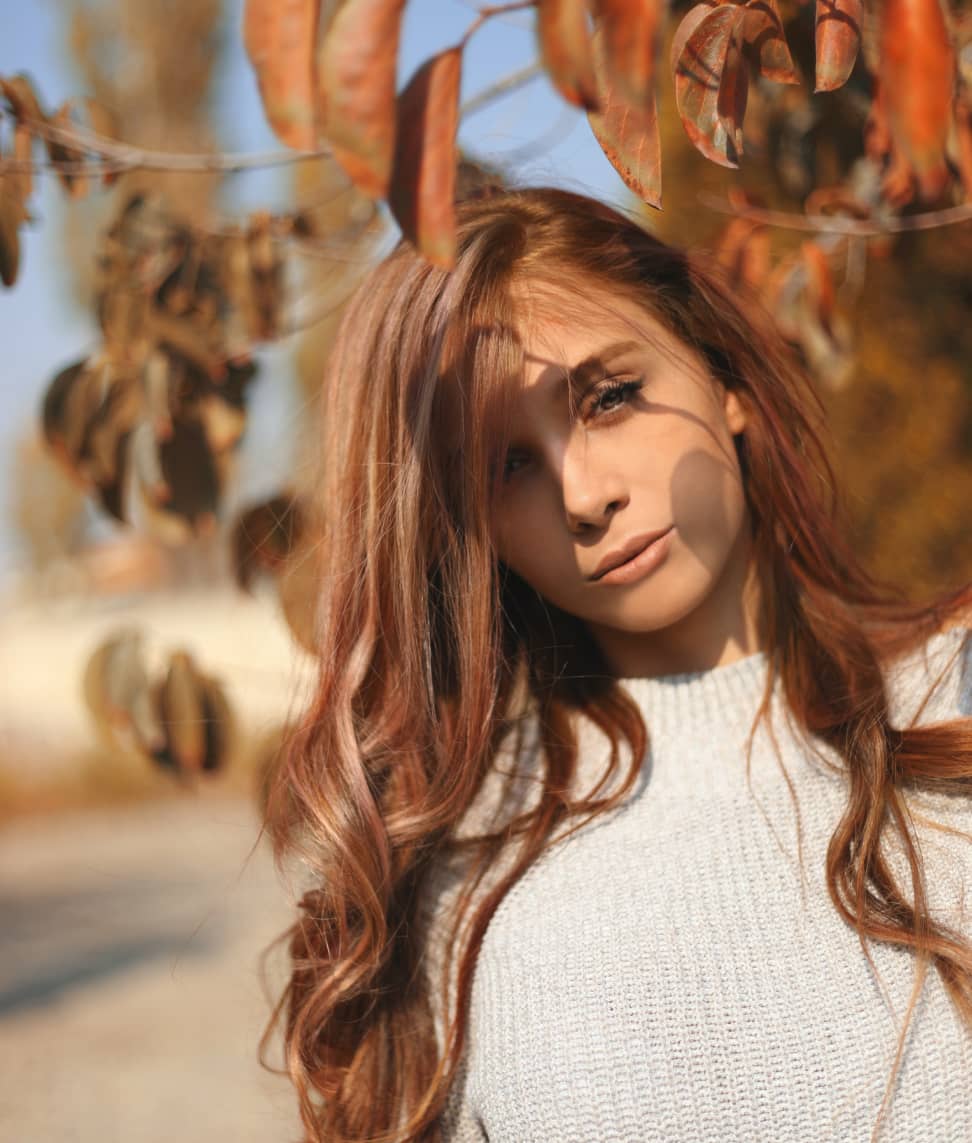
[589, 526, 675, 585]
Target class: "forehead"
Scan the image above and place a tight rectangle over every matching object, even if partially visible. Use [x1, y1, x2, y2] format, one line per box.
[508, 279, 698, 390]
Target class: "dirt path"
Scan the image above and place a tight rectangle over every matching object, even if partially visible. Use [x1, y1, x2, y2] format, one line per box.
[0, 795, 302, 1142]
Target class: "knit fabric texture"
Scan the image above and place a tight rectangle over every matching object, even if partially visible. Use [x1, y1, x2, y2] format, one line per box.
[427, 626, 972, 1142]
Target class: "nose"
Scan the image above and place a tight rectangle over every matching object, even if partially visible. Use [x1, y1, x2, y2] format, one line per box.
[560, 441, 629, 533]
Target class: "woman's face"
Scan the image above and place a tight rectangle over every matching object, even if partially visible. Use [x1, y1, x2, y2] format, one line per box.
[489, 285, 760, 677]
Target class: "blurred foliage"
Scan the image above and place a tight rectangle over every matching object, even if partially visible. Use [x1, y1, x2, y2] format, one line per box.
[650, 25, 972, 601]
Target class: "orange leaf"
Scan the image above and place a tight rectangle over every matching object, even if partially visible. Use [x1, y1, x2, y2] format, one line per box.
[588, 28, 661, 206]
[814, 0, 863, 92]
[672, 3, 744, 167]
[243, 0, 319, 150]
[389, 47, 463, 268]
[318, 0, 407, 198]
[740, 0, 797, 85]
[0, 74, 46, 123]
[880, 0, 955, 200]
[538, 0, 599, 111]
[672, 0, 795, 168]
[46, 103, 90, 198]
[594, 0, 663, 107]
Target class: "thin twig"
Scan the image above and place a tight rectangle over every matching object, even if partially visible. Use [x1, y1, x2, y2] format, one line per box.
[699, 192, 972, 235]
[460, 60, 543, 118]
[0, 55, 546, 180]
[0, 111, 334, 174]
[463, 0, 536, 44]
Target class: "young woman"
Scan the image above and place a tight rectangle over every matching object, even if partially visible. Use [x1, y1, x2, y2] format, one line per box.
[263, 187, 972, 1143]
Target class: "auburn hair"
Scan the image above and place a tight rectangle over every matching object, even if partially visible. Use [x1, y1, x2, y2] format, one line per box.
[261, 187, 972, 1142]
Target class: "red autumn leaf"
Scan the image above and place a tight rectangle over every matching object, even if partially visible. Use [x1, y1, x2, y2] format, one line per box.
[243, 0, 319, 150]
[814, 0, 863, 92]
[740, 0, 797, 84]
[880, 0, 955, 201]
[318, 0, 406, 199]
[389, 47, 463, 268]
[537, 0, 599, 111]
[672, 4, 743, 167]
[588, 28, 661, 206]
[594, 0, 663, 108]
[672, 0, 796, 168]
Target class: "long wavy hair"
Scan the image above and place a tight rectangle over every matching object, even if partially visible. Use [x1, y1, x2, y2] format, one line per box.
[261, 187, 972, 1142]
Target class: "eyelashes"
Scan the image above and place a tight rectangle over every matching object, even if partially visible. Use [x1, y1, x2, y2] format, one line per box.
[499, 375, 645, 485]
[579, 376, 644, 419]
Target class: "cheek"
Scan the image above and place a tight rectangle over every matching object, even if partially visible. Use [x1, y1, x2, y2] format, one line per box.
[669, 448, 746, 564]
[492, 495, 569, 593]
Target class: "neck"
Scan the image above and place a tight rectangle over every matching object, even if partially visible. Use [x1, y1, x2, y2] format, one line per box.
[589, 524, 764, 679]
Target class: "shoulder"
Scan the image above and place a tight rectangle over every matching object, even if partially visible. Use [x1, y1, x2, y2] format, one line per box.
[883, 622, 971, 727]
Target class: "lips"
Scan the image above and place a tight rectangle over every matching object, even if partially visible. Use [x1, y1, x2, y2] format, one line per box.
[589, 527, 674, 581]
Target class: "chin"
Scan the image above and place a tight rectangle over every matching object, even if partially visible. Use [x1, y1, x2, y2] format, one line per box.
[586, 575, 717, 637]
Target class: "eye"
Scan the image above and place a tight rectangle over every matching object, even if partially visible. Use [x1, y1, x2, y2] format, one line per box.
[501, 448, 532, 483]
[581, 377, 643, 420]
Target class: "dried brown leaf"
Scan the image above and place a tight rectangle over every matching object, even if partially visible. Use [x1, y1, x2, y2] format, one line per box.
[594, 0, 662, 107]
[13, 124, 33, 204]
[588, 26, 661, 205]
[389, 46, 463, 268]
[157, 418, 221, 528]
[0, 74, 46, 122]
[672, 3, 743, 167]
[46, 103, 90, 198]
[672, 0, 795, 168]
[814, 0, 864, 92]
[740, 0, 797, 84]
[538, 0, 599, 110]
[318, 0, 407, 198]
[232, 494, 303, 591]
[243, 0, 319, 150]
[160, 652, 208, 773]
[0, 175, 22, 287]
[197, 674, 234, 772]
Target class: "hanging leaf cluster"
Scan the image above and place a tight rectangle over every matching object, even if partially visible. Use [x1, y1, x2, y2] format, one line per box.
[242, 0, 972, 266]
[40, 193, 316, 545]
[0, 73, 119, 287]
[83, 628, 234, 778]
[712, 196, 854, 388]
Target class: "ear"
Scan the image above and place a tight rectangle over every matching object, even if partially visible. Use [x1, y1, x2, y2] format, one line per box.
[722, 388, 747, 435]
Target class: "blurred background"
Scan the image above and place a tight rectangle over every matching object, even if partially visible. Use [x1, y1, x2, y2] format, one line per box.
[1, 1, 970, 1140]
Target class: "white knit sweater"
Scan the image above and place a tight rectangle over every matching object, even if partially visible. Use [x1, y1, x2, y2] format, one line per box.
[426, 626, 972, 1142]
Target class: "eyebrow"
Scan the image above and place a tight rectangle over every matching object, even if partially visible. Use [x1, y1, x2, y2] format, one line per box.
[567, 340, 643, 387]
[527, 340, 644, 402]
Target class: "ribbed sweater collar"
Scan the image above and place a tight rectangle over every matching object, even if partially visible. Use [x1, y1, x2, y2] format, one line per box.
[619, 650, 772, 741]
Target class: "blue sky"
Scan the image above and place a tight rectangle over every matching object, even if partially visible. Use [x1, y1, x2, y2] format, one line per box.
[0, 0, 630, 578]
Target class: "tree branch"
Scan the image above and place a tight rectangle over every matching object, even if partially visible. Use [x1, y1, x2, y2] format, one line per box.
[699, 193, 972, 235]
[0, 56, 546, 180]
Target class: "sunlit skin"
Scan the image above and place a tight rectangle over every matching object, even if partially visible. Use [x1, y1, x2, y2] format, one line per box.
[490, 287, 764, 679]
